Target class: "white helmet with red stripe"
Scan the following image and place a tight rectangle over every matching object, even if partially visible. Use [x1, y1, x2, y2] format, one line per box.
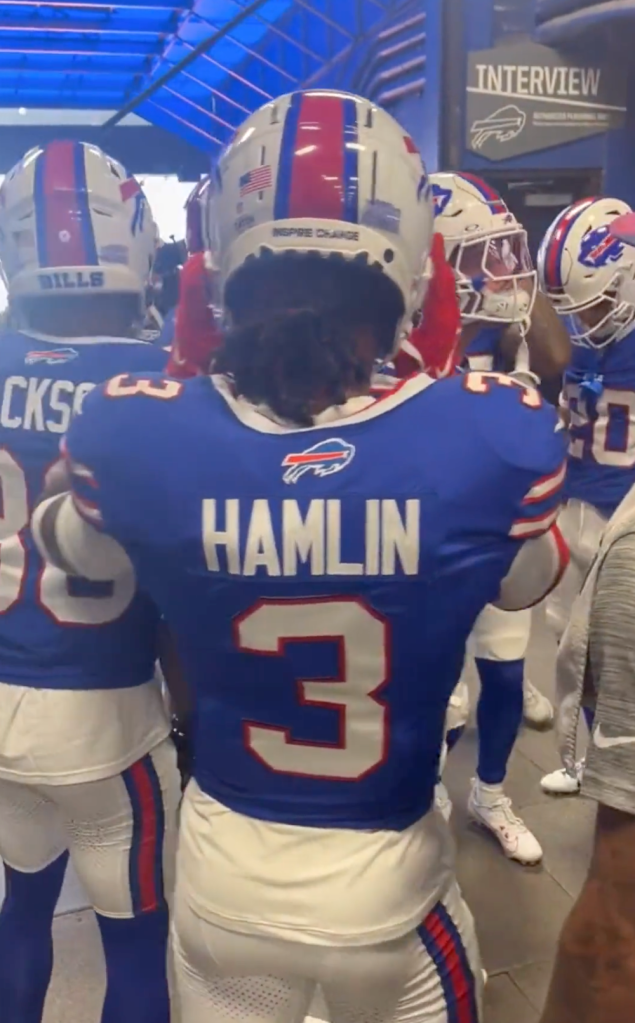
[0, 140, 158, 303]
[207, 89, 434, 354]
[185, 175, 211, 255]
[537, 196, 635, 347]
[430, 171, 536, 326]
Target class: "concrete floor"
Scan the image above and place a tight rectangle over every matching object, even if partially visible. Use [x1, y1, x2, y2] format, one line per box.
[40, 606, 594, 1023]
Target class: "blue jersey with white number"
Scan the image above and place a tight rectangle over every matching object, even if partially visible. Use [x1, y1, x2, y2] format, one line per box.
[463, 325, 505, 373]
[0, 331, 167, 689]
[562, 327, 635, 515]
[65, 370, 566, 831]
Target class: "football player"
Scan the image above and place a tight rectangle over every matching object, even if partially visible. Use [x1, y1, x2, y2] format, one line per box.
[431, 172, 570, 863]
[36, 92, 568, 1023]
[0, 141, 180, 1023]
[140, 175, 209, 348]
[142, 237, 187, 345]
[538, 196, 635, 796]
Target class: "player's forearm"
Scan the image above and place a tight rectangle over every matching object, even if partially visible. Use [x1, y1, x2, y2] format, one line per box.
[541, 806, 635, 1023]
[159, 625, 190, 722]
[523, 292, 571, 383]
[540, 880, 635, 1023]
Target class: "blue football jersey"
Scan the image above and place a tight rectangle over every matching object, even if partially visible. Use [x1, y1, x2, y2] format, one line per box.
[0, 331, 167, 689]
[463, 325, 506, 373]
[65, 370, 566, 831]
[562, 327, 635, 515]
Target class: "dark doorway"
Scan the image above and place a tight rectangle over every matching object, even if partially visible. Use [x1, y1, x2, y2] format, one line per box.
[479, 172, 602, 258]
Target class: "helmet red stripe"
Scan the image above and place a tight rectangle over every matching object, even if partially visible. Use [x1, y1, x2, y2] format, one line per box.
[287, 93, 346, 221]
[544, 197, 597, 289]
[34, 140, 96, 268]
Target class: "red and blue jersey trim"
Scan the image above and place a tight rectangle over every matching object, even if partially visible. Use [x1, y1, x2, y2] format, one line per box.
[34, 140, 99, 269]
[274, 92, 359, 223]
[542, 196, 597, 290]
[457, 172, 506, 215]
[510, 459, 566, 539]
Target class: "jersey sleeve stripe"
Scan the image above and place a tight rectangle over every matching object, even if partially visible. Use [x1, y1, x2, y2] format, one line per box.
[71, 492, 104, 527]
[522, 461, 567, 504]
[64, 447, 105, 526]
[510, 506, 560, 539]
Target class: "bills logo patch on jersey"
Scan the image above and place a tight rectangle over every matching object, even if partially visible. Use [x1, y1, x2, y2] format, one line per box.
[579, 225, 624, 269]
[432, 184, 452, 216]
[25, 347, 79, 366]
[282, 438, 356, 484]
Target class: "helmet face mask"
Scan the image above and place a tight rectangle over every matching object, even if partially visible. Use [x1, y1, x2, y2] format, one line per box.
[206, 89, 435, 356]
[538, 197, 635, 349]
[567, 282, 635, 349]
[448, 225, 536, 324]
[431, 172, 537, 328]
[0, 141, 158, 306]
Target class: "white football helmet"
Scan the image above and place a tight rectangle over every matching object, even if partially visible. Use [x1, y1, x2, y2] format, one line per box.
[206, 89, 434, 354]
[185, 175, 212, 255]
[537, 196, 635, 348]
[430, 171, 536, 326]
[0, 140, 158, 303]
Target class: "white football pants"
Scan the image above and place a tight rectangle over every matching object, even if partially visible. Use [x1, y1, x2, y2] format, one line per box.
[172, 878, 483, 1023]
[546, 499, 607, 643]
[0, 737, 180, 917]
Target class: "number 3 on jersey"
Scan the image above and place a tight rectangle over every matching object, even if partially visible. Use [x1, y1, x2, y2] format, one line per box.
[463, 370, 542, 409]
[0, 449, 133, 623]
[236, 598, 389, 780]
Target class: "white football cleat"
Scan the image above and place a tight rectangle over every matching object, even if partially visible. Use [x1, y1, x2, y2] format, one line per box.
[468, 779, 543, 865]
[522, 679, 554, 729]
[540, 760, 585, 796]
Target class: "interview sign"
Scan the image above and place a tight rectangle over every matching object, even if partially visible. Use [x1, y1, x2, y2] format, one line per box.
[466, 40, 626, 161]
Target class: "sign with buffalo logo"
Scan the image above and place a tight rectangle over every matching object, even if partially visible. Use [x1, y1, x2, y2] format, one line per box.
[466, 40, 626, 161]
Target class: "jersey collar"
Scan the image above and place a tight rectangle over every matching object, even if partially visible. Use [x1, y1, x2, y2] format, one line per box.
[20, 330, 147, 347]
[210, 372, 435, 434]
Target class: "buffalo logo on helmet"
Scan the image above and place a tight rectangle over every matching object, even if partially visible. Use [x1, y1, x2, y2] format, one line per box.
[579, 225, 624, 269]
[282, 438, 356, 485]
[431, 184, 452, 217]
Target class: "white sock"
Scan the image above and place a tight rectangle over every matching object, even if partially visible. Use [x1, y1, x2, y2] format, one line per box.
[474, 778, 505, 804]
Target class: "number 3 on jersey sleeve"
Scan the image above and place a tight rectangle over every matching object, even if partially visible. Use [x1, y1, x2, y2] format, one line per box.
[0, 450, 133, 623]
[464, 371, 542, 409]
[105, 375, 183, 400]
[236, 598, 389, 780]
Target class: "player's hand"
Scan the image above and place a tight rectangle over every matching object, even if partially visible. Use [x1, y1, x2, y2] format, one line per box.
[42, 456, 72, 499]
[394, 232, 460, 379]
[171, 715, 193, 790]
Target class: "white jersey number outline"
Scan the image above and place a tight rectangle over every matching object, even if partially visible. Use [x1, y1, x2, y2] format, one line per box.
[0, 449, 134, 623]
[236, 597, 389, 780]
[567, 384, 635, 468]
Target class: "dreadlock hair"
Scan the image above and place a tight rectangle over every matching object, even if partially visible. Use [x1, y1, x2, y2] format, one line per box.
[216, 253, 405, 426]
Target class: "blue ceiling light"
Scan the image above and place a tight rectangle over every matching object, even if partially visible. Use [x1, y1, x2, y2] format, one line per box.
[0, 0, 404, 151]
